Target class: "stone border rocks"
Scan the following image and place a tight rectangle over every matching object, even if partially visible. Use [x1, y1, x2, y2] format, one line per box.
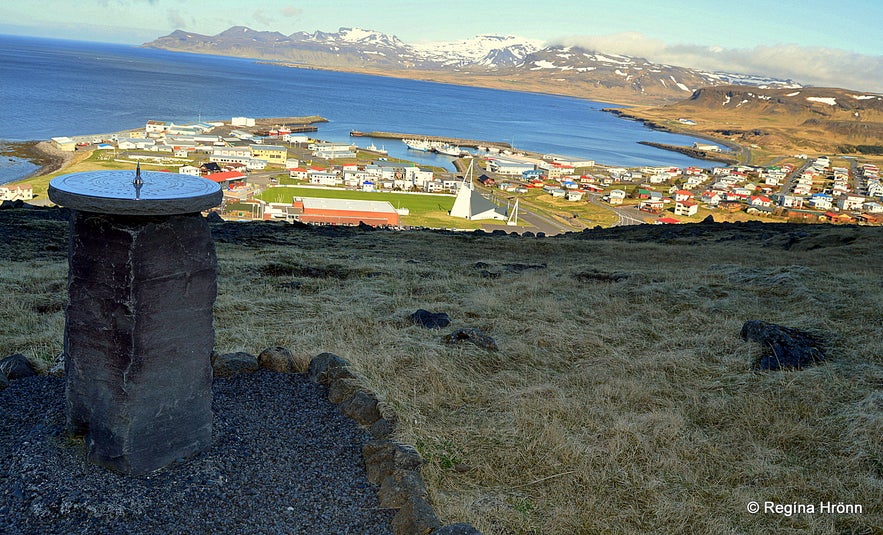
[305, 351, 483, 535]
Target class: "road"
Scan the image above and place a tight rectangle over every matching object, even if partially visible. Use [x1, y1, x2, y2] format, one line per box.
[585, 193, 645, 226]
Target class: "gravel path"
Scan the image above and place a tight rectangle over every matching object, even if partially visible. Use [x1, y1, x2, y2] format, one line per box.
[0, 370, 394, 534]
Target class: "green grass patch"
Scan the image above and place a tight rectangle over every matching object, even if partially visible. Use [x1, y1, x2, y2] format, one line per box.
[258, 186, 456, 214]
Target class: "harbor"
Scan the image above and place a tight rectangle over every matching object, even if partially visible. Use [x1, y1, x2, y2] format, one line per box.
[350, 131, 512, 152]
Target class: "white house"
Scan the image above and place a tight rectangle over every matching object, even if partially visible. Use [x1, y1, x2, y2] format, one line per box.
[0, 184, 33, 201]
[178, 165, 200, 176]
[862, 201, 883, 213]
[674, 200, 698, 216]
[608, 189, 626, 205]
[308, 171, 342, 186]
[808, 194, 833, 210]
[838, 194, 866, 211]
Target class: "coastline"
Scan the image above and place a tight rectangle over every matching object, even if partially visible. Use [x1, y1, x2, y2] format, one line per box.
[1, 140, 73, 182]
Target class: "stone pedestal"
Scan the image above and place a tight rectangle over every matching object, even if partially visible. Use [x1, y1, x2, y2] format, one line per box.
[49, 169, 222, 475]
[64, 212, 216, 474]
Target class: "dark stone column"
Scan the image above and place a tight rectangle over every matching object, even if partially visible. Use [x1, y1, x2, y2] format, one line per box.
[64, 210, 216, 475]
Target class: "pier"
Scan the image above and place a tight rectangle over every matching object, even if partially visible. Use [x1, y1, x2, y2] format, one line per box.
[350, 131, 512, 151]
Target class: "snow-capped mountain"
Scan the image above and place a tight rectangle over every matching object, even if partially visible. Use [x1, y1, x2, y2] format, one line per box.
[144, 27, 802, 103]
[409, 34, 543, 68]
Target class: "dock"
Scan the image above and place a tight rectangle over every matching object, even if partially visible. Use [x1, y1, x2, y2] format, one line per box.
[350, 131, 512, 151]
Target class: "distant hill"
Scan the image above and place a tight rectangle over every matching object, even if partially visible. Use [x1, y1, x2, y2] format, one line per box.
[614, 86, 883, 156]
[143, 26, 799, 105]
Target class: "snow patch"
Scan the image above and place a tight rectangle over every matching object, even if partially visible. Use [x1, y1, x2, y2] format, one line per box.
[851, 94, 876, 100]
[786, 91, 801, 97]
[594, 54, 630, 65]
[615, 69, 628, 76]
[532, 60, 556, 69]
[806, 97, 837, 106]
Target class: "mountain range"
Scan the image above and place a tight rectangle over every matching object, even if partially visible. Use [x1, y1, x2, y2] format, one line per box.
[143, 26, 801, 105]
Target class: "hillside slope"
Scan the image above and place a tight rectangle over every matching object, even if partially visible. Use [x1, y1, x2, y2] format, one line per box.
[611, 85, 883, 156]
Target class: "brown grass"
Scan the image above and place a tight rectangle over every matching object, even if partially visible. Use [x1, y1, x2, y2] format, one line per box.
[2, 213, 881, 533]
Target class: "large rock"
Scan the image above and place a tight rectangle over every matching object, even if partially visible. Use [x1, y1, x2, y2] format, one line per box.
[257, 346, 303, 374]
[307, 352, 351, 384]
[0, 354, 37, 379]
[363, 440, 423, 485]
[338, 389, 381, 426]
[212, 352, 259, 377]
[378, 469, 429, 508]
[740, 320, 826, 370]
[409, 309, 451, 329]
[64, 211, 216, 475]
[391, 495, 441, 535]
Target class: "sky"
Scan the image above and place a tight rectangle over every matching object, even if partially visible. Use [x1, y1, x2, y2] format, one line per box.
[1, 0, 881, 92]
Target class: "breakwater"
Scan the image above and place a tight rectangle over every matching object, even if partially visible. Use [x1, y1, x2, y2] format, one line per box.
[350, 131, 512, 151]
[637, 141, 739, 164]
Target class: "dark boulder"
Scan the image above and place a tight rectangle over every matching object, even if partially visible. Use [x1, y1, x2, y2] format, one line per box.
[0, 354, 37, 379]
[740, 320, 826, 370]
[409, 309, 451, 329]
[212, 352, 259, 377]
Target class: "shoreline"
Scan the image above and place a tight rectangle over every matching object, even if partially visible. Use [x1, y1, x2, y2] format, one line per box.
[1, 141, 72, 182]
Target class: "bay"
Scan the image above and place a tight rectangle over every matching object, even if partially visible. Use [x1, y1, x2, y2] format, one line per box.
[0, 34, 713, 185]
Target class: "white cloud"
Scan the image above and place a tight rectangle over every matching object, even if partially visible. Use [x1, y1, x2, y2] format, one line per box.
[554, 32, 883, 93]
[166, 9, 188, 30]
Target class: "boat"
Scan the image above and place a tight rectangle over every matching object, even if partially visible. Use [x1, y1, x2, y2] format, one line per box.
[403, 138, 432, 152]
[350, 130, 365, 137]
[367, 143, 388, 155]
[434, 144, 464, 157]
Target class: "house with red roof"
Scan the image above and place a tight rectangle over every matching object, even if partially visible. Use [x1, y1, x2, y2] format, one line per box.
[674, 200, 699, 216]
[205, 171, 246, 189]
[749, 195, 771, 207]
[674, 190, 693, 202]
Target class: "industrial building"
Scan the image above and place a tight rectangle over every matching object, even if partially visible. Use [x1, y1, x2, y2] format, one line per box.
[261, 197, 401, 227]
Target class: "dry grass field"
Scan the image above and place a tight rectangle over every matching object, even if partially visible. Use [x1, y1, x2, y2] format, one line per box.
[2, 209, 881, 533]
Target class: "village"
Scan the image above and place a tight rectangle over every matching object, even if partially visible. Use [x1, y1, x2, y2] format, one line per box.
[3, 116, 882, 229]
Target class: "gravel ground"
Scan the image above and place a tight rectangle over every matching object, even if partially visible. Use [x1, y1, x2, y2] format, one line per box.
[0, 370, 394, 534]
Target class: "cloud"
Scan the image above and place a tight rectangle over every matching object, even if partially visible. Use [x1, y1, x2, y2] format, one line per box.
[166, 8, 187, 29]
[554, 32, 883, 93]
[281, 7, 303, 18]
[253, 9, 272, 27]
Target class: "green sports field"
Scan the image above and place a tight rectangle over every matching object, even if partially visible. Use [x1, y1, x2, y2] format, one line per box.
[256, 186, 481, 228]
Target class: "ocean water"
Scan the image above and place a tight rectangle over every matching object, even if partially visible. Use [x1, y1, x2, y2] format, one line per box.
[0, 34, 713, 184]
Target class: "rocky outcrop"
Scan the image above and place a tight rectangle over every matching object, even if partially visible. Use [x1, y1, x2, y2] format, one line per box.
[740, 320, 826, 370]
